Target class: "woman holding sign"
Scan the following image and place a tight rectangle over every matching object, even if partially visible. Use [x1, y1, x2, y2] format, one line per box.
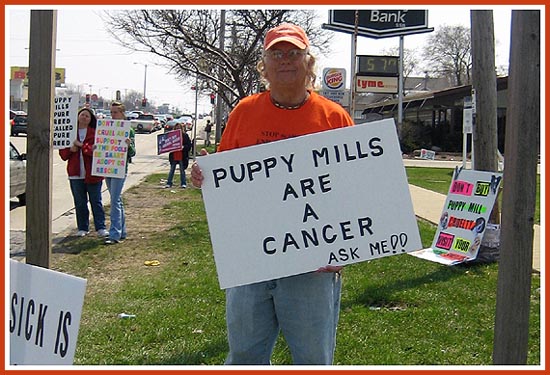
[164, 123, 192, 189]
[104, 101, 136, 245]
[59, 107, 108, 237]
[191, 23, 353, 365]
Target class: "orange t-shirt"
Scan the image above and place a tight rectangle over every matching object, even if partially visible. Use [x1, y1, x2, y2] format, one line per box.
[218, 91, 354, 152]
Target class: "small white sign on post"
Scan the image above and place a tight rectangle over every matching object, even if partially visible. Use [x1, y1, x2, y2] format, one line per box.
[52, 94, 79, 149]
[198, 119, 422, 289]
[9, 260, 87, 365]
[420, 148, 436, 160]
[92, 119, 131, 178]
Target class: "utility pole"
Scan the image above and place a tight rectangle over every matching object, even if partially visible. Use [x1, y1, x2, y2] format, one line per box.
[349, 10, 358, 120]
[26, 10, 57, 268]
[470, 11, 501, 226]
[493, 10, 540, 364]
[471, 10, 498, 172]
[214, 9, 226, 145]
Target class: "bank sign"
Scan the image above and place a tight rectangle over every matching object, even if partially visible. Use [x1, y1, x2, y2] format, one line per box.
[326, 9, 433, 38]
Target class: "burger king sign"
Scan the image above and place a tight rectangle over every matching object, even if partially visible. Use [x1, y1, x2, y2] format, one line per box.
[322, 68, 346, 90]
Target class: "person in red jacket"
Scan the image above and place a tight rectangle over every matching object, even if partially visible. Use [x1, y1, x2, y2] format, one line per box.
[59, 107, 108, 237]
[164, 123, 192, 188]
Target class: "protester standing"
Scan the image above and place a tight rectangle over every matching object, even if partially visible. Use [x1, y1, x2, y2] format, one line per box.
[104, 101, 136, 245]
[59, 107, 108, 237]
[191, 23, 354, 365]
[164, 123, 192, 188]
[204, 119, 212, 147]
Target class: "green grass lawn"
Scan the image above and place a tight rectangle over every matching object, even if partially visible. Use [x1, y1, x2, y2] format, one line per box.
[51, 172, 540, 366]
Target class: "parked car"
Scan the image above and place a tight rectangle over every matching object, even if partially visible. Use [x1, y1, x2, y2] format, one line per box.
[10, 110, 28, 136]
[10, 142, 26, 205]
[130, 113, 160, 133]
[164, 116, 193, 132]
[154, 114, 168, 126]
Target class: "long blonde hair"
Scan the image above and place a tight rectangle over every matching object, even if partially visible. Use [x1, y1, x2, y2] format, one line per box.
[256, 50, 317, 91]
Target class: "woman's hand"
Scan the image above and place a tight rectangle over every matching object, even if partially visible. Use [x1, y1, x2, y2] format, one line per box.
[71, 139, 82, 152]
[191, 148, 209, 188]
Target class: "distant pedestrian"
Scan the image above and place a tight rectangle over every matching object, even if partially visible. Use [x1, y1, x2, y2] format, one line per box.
[204, 119, 213, 147]
[104, 101, 136, 245]
[164, 123, 192, 188]
[59, 107, 108, 238]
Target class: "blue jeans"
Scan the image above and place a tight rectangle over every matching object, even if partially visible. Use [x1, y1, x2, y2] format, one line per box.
[225, 271, 342, 365]
[105, 177, 126, 241]
[69, 179, 105, 232]
[166, 160, 187, 187]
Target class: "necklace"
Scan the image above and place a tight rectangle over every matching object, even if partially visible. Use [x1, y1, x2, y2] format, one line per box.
[271, 92, 310, 110]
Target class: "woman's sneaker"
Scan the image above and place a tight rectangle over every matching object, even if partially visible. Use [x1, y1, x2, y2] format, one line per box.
[104, 238, 122, 245]
[97, 229, 109, 237]
[76, 230, 89, 237]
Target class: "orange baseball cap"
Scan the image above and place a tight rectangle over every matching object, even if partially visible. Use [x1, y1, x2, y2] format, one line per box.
[264, 23, 309, 51]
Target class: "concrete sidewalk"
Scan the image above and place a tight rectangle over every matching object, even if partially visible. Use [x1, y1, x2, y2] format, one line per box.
[408, 184, 541, 273]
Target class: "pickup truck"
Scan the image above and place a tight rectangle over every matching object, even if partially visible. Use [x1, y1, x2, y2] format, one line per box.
[130, 114, 161, 133]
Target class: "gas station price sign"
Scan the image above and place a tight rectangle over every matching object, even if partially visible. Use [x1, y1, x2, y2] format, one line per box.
[357, 55, 399, 77]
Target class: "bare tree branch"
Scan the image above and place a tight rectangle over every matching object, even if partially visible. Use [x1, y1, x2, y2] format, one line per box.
[101, 9, 332, 111]
[422, 24, 472, 86]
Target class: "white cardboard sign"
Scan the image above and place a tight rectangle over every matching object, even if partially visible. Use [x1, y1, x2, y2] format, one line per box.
[52, 94, 79, 149]
[9, 260, 87, 365]
[92, 119, 131, 178]
[198, 119, 422, 289]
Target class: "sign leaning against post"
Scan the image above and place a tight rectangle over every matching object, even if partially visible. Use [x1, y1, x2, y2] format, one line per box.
[410, 168, 503, 265]
[52, 94, 78, 149]
[197, 118, 422, 289]
[91, 119, 132, 178]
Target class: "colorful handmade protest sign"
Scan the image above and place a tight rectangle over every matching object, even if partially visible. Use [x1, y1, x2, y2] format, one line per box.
[411, 168, 502, 265]
[92, 119, 131, 178]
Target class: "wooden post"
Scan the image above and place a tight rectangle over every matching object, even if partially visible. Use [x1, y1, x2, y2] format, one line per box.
[25, 10, 57, 268]
[493, 10, 540, 364]
[471, 10, 498, 172]
[471, 11, 500, 224]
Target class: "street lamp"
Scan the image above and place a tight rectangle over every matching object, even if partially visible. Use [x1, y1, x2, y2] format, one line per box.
[133, 62, 148, 107]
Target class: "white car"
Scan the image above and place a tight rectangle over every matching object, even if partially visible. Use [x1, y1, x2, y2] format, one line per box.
[10, 142, 26, 205]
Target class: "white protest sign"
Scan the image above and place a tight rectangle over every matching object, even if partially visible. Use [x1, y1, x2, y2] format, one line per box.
[411, 168, 502, 265]
[9, 260, 87, 365]
[420, 149, 436, 160]
[92, 119, 131, 178]
[53, 94, 79, 149]
[198, 119, 422, 289]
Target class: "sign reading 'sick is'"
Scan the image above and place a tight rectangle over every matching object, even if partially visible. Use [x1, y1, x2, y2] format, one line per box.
[322, 68, 346, 90]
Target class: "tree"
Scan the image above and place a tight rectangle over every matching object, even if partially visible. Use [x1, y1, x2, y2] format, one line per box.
[422, 25, 472, 86]
[381, 46, 420, 78]
[102, 10, 332, 111]
[123, 89, 146, 110]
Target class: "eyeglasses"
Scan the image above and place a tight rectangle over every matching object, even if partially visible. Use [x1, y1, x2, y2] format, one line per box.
[265, 49, 307, 61]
